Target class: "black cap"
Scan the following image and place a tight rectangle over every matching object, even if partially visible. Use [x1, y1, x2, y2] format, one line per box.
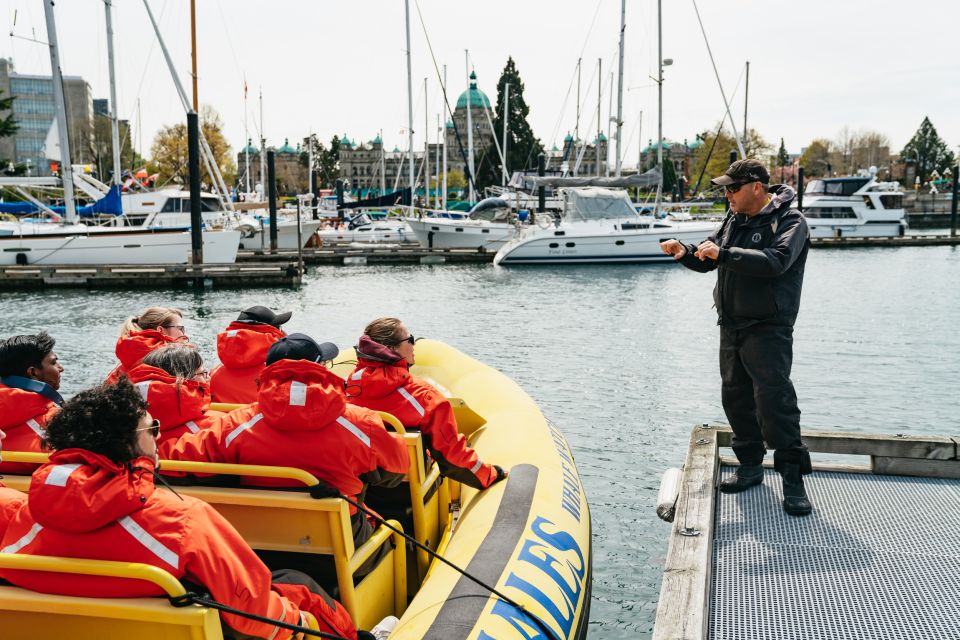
[265, 333, 338, 366]
[236, 305, 292, 328]
[711, 159, 770, 186]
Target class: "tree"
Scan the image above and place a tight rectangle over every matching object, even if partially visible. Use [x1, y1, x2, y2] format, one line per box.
[91, 115, 144, 183]
[301, 134, 341, 189]
[688, 127, 772, 194]
[900, 117, 953, 183]
[476, 57, 544, 191]
[0, 89, 22, 174]
[148, 105, 235, 187]
[777, 138, 789, 168]
[799, 138, 832, 176]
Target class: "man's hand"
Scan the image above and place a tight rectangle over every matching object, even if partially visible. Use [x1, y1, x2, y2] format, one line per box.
[694, 240, 720, 261]
[660, 239, 687, 260]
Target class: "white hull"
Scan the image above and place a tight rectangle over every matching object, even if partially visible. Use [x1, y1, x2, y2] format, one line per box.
[801, 176, 907, 239]
[806, 221, 905, 239]
[238, 220, 322, 250]
[405, 216, 515, 250]
[494, 221, 715, 265]
[318, 221, 412, 244]
[0, 224, 240, 265]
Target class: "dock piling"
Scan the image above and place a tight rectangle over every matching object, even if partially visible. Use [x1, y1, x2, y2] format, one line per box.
[187, 111, 203, 271]
[951, 164, 958, 237]
[267, 150, 278, 252]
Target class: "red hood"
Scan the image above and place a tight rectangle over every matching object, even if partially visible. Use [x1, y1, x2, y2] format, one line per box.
[28, 449, 156, 534]
[0, 384, 54, 428]
[257, 360, 346, 430]
[114, 330, 183, 372]
[126, 364, 210, 433]
[217, 322, 286, 370]
[349, 338, 411, 401]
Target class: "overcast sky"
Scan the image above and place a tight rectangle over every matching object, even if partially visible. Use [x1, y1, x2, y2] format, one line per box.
[3, 0, 958, 169]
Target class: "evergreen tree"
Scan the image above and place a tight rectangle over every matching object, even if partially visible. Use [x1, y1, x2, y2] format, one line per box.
[900, 117, 954, 182]
[777, 138, 789, 167]
[300, 134, 341, 189]
[476, 58, 543, 191]
[662, 158, 678, 194]
[0, 89, 22, 174]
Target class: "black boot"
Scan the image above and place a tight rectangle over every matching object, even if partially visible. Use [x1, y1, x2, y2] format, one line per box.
[719, 464, 764, 494]
[780, 463, 812, 516]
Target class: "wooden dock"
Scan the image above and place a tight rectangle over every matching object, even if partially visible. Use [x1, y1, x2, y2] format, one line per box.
[810, 234, 960, 248]
[238, 244, 495, 265]
[653, 424, 960, 640]
[0, 261, 302, 290]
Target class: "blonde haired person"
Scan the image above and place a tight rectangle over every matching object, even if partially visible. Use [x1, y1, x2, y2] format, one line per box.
[105, 307, 190, 384]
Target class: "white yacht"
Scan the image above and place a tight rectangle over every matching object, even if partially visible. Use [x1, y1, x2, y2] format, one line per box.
[317, 212, 412, 244]
[801, 173, 907, 238]
[405, 198, 523, 251]
[493, 187, 716, 265]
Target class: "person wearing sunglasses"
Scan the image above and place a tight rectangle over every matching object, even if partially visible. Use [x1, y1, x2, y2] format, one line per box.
[210, 306, 292, 404]
[0, 380, 359, 640]
[347, 318, 507, 492]
[659, 158, 813, 517]
[125, 344, 224, 456]
[104, 307, 191, 385]
[0, 332, 65, 475]
[164, 332, 409, 575]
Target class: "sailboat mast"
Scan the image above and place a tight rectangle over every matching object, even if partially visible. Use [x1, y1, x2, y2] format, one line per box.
[190, 0, 198, 111]
[435, 115, 440, 206]
[379, 128, 386, 195]
[655, 0, 664, 215]
[424, 77, 429, 208]
[465, 52, 474, 202]
[441, 65, 448, 211]
[596, 58, 601, 177]
[42, 0, 76, 222]
[743, 60, 750, 153]
[606, 71, 613, 176]
[104, 0, 122, 187]
[404, 0, 415, 209]
[614, 0, 625, 176]
[244, 83, 250, 193]
[501, 83, 509, 187]
[259, 88, 265, 198]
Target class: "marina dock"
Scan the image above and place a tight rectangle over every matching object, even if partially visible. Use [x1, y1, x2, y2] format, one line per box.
[0, 261, 302, 290]
[238, 244, 496, 265]
[653, 424, 960, 639]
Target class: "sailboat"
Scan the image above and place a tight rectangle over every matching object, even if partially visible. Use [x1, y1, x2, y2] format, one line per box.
[0, 0, 240, 265]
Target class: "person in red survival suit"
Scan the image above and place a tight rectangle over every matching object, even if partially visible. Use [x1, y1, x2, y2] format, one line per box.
[104, 307, 190, 385]
[0, 332, 64, 475]
[0, 426, 28, 539]
[0, 380, 359, 640]
[165, 333, 409, 563]
[210, 306, 291, 404]
[125, 344, 224, 457]
[348, 317, 506, 490]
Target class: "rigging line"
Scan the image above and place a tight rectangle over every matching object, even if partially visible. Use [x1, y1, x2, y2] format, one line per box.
[690, 64, 746, 194]
[544, 64, 580, 170]
[570, 60, 601, 175]
[690, 0, 745, 158]
[412, 0, 478, 196]
[576, 0, 606, 63]
[212, 0, 244, 82]
[126, 0, 166, 124]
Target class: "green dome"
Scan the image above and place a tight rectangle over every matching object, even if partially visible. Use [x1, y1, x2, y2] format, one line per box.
[594, 132, 607, 143]
[340, 134, 354, 149]
[276, 137, 296, 154]
[687, 137, 704, 149]
[241, 138, 259, 154]
[372, 134, 382, 145]
[445, 120, 454, 129]
[563, 132, 574, 142]
[456, 71, 491, 110]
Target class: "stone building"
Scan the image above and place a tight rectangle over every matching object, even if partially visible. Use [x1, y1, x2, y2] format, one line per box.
[235, 138, 308, 196]
[0, 58, 94, 176]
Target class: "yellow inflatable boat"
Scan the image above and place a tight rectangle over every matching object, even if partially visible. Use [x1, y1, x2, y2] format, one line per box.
[0, 340, 592, 639]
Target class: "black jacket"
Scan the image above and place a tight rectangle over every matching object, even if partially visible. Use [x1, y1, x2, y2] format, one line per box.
[679, 184, 809, 328]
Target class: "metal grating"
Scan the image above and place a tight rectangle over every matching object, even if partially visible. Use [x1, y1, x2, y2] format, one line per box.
[710, 467, 960, 639]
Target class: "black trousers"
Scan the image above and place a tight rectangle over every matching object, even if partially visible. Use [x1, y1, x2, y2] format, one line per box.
[719, 323, 811, 474]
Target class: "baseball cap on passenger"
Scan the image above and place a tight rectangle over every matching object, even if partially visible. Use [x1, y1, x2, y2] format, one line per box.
[236, 305, 292, 327]
[711, 158, 770, 186]
[265, 333, 338, 365]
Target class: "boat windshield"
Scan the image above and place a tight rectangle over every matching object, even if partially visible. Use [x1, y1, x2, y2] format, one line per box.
[565, 188, 636, 220]
[807, 178, 870, 196]
[468, 198, 514, 222]
[346, 213, 373, 229]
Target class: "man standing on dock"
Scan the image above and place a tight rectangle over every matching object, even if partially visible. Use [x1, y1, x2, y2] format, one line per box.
[660, 159, 813, 517]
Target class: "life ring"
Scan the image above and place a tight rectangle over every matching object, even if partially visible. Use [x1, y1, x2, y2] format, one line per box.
[536, 214, 553, 229]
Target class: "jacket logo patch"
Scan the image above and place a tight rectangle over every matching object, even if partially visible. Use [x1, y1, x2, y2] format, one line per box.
[751, 232, 762, 243]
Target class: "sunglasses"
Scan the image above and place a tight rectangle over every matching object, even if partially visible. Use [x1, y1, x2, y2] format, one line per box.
[724, 181, 756, 194]
[137, 419, 161, 438]
[163, 324, 186, 333]
[396, 334, 416, 346]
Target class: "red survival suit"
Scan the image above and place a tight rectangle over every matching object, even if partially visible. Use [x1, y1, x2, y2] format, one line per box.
[0, 483, 26, 539]
[210, 322, 286, 404]
[348, 336, 501, 490]
[125, 364, 224, 458]
[0, 382, 59, 475]
[167, 359, 409, 513]
[104, 329, 184, 385]
[0, 450, 357, 640]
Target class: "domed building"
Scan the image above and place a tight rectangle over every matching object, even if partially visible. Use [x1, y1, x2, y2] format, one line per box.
[444, 70, 495, 183]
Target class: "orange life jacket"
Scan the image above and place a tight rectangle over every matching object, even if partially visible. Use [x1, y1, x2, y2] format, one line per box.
[209, 322, 286, 404]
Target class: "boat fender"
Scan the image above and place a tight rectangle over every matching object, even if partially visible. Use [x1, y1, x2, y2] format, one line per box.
[536, 214, 552, 229]
[656, 467, 683, 522]
[237, 223, 258, 239]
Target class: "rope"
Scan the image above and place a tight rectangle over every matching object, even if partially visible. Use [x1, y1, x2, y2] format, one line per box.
[168, 592, 349, 640]
[310, 483, 561, 640]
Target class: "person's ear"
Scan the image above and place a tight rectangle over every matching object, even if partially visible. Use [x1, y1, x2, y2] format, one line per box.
[25, 365, 39, 380]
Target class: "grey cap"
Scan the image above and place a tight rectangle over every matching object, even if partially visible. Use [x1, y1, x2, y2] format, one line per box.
[265, 333, 338, 365]
[711, 158, 770, 186]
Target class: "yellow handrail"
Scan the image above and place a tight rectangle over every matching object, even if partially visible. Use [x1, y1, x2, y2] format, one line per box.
[377, 412, 407, 434]
[209, 402, 243, 413]
[0, 553, 186, 597]
[0, 452, 47, 464]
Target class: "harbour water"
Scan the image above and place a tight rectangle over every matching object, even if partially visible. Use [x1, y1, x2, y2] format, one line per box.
[2, 244, 958, 638]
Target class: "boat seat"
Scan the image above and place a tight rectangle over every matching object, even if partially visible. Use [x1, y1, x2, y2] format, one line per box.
[0, 452, 407, 632]
[0, 553, 225, 639]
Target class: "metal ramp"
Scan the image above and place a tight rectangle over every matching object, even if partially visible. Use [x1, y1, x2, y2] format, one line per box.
[711, 467, 960, 639]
